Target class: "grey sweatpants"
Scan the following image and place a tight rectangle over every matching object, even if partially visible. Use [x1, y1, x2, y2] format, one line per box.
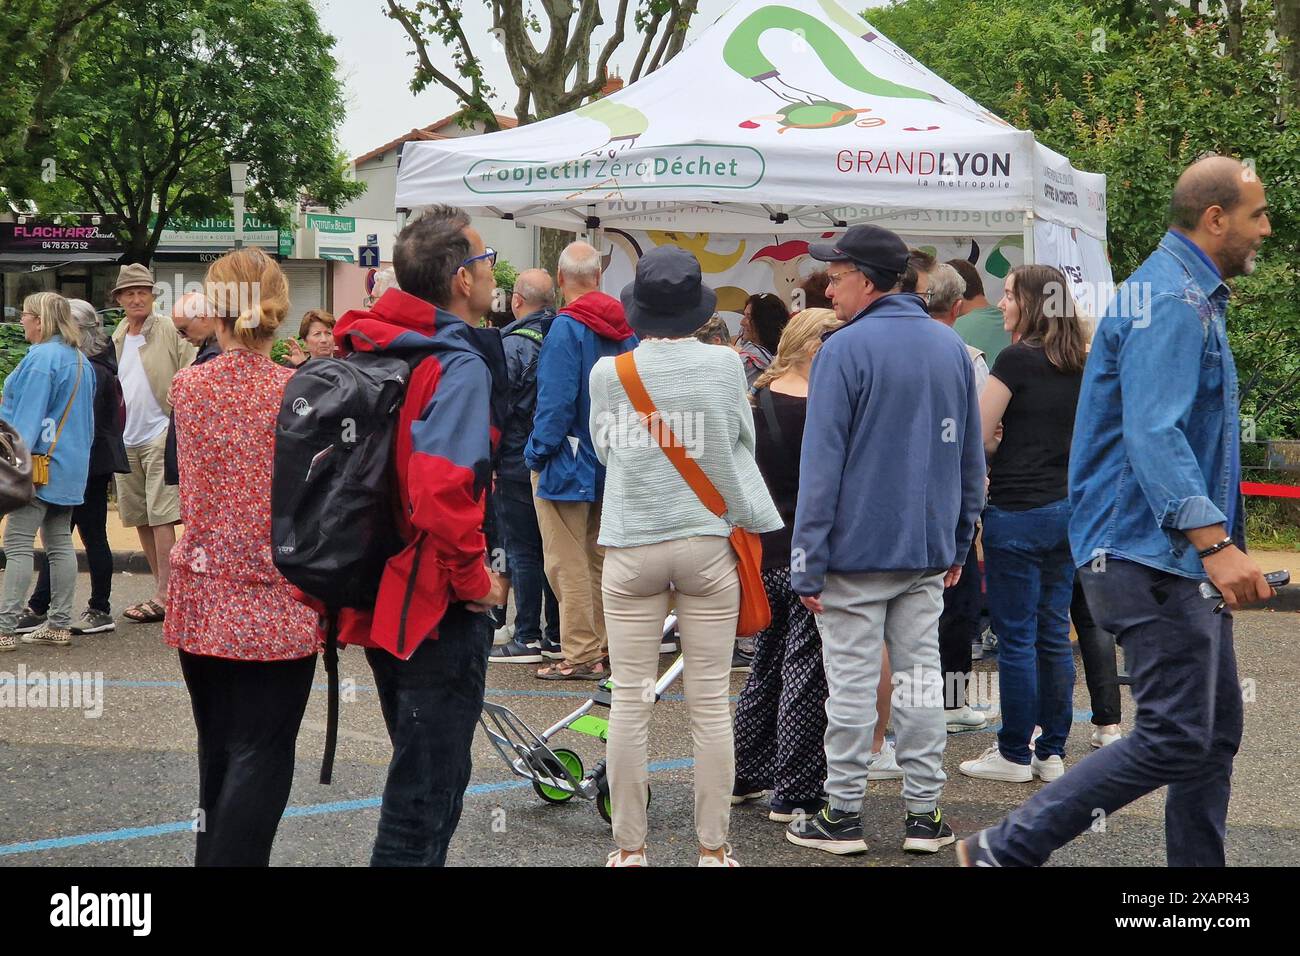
[819, 570, 948, 815]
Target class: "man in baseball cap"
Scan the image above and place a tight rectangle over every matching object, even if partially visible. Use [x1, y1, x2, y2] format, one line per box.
[807, 224, 911, 324]
[786, 223, 985, 858]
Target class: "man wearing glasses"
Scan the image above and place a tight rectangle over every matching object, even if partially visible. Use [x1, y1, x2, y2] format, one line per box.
[787, 225, 985, 857]
[327, 204, 510, 866]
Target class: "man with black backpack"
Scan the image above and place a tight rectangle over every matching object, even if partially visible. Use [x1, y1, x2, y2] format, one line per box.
[490, 269, 562, 663]
[281, 205, 508, 866]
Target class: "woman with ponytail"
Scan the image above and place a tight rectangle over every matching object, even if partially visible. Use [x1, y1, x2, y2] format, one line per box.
[165, 247, 320, 865]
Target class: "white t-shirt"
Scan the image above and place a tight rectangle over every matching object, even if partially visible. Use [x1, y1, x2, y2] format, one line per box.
[120, 333, 170, 447]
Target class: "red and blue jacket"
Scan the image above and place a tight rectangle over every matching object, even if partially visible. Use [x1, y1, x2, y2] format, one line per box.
[328, 289, 507, 658]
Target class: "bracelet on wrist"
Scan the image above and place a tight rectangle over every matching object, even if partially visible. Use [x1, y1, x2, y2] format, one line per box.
[1197, 537, 1233, 559]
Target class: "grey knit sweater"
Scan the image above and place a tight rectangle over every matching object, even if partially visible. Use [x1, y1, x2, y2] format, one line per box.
[589, 338, 783, 549]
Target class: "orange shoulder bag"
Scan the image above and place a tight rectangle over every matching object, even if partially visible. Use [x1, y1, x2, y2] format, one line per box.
[614, 351, 770, 636]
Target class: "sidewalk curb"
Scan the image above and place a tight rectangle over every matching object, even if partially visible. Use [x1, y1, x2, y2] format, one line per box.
[0, 550, 153, 575]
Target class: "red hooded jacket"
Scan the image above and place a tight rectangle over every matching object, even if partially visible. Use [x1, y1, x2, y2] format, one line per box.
[314, 290, 507, 659]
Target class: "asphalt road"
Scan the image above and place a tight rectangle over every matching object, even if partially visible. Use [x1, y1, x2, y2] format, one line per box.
[1, 570, 1297, 867]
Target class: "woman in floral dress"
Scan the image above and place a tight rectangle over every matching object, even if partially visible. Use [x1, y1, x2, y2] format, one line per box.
[165, 247, 321, 866]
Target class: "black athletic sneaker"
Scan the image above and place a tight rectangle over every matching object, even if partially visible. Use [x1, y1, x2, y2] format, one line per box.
[768, 795, 826, 823]
[14, 607, 46, 634]
[731, 646, 754, 673]
[784, 806, 868, 855]
[540, 637, 563, 660]
[903, 807, 956, 853]
[489, 639, 543, 664]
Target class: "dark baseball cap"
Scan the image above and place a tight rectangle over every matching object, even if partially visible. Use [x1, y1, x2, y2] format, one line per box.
[808, 224, 910, 275]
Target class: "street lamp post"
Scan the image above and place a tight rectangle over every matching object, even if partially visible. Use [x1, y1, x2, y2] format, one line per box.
[229, 161, 248, 249]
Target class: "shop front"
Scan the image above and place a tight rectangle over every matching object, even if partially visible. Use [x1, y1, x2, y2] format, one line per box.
[0, 217, 125, 317]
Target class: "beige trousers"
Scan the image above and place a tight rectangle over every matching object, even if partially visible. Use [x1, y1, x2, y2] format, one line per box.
[603, 535, 739, 851]
[531, 474, 607, 664]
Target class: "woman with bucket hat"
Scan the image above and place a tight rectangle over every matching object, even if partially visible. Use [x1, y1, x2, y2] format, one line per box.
[590, 246, 781, 867]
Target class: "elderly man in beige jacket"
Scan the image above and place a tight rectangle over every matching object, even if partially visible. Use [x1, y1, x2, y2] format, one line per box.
[109, 264, 196, 623]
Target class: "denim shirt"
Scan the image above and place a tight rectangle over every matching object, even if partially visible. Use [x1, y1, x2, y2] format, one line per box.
[0, 335, 94, 506]
[1069, 230, 1242, 580]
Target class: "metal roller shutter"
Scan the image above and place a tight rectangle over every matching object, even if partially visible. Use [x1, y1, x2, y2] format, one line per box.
[280, 261, 327, 338]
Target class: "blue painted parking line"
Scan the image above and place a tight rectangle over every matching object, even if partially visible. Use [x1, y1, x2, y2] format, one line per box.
[0, 758, 696, 858]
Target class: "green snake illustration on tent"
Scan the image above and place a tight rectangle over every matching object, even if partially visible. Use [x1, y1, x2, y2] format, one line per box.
[725, 0, 941, 132]
[575, 98, 649, 157]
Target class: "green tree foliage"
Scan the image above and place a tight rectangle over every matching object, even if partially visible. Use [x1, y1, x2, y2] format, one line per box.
[0, 0, 118, 167]
[1, 0, 363, 263]
[870, 0, 1300, 436]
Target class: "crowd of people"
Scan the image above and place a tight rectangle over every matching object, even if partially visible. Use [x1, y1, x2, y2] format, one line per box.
[0, 153, 1275, 869]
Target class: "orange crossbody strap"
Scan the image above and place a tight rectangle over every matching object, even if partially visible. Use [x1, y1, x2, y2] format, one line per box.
[614, 351, 727, 518]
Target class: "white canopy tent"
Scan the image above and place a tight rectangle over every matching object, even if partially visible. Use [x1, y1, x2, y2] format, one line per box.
[395, 0, 1111, 314]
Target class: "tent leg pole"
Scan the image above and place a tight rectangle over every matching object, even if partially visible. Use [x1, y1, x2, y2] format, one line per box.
[1023, 210, 1036, 265]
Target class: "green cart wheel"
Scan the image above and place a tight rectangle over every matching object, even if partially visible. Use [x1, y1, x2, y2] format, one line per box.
[596, 775, 650, 826]
[532, 748, 583, 804]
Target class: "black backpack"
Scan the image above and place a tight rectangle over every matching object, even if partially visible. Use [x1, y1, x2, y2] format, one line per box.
[271, 349, 433, 783]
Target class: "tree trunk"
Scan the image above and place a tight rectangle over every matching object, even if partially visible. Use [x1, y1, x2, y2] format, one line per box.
[1278, 0, 1300, 110]
[539, 227, 575, 280]
[1223, 0, 1243, 60]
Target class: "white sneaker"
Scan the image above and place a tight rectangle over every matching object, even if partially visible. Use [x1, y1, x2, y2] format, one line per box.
[606, 848, 647, 867]
[1091, 725, 1122, 748]
[492, 623, 515, 646]
[945, 705, 989, 733]
[1031, 753, 1065, 782]
[959, 745, 1033, 782]
[867, 740, 904, 780]
[698, 844, 741, 867]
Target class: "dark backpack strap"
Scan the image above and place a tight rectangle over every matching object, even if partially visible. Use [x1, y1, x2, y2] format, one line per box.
[319, 610, 340, 785]
[506, 327, 544, 346]
[757, 386, 784, 449]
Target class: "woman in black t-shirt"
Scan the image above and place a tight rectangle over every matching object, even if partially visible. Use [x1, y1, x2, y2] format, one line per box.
[959, 265, 1090, 786]
[732, 308, 842, 821]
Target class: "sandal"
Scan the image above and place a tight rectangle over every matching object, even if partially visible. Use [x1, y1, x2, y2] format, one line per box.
[536, 658, 608, 681]
[123, 600, 166, 623]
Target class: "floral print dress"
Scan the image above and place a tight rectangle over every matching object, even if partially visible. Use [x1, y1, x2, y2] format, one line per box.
[164, 349, 319, 661]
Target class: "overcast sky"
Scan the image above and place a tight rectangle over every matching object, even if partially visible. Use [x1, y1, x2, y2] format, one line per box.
[317, 0, 891, 159]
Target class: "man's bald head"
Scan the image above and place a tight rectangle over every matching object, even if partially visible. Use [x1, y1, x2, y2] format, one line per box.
[557, 241, 602, 302]
[172, 290, 217, 346]
[512, 268, 555, 319]
[1168, 155, 1270, 279]
[1169, 156, 1251, 230]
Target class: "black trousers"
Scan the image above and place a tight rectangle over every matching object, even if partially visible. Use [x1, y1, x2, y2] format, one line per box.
[178, 650, 317, 866]
[30, 472, 114, 615]
[365, 603, 492, 867]
[1071, 577, 1122, 726]
[938, 535, 982, 709]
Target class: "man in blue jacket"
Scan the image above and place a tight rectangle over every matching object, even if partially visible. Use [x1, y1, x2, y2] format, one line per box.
[526, 241, 636, 680]
[490, 268, 562, 663]
[786, 225, 985, 857]
[960, 155, 1275, 868]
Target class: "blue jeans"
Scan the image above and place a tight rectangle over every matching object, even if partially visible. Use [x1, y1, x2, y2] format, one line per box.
[495, 478, 559, 646]
[983, 499, 1076, 763]
[365, 603, 492, 866]
[983, 559, 1241, 866]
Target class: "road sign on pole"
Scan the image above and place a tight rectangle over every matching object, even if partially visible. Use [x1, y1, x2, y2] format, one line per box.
[359, 245, 381, 269]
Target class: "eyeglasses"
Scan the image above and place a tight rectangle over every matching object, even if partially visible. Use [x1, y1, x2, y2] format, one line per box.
[824, 269, 860, 287]
[916, 291, 933, 302]
[461, 247, 497, 270]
